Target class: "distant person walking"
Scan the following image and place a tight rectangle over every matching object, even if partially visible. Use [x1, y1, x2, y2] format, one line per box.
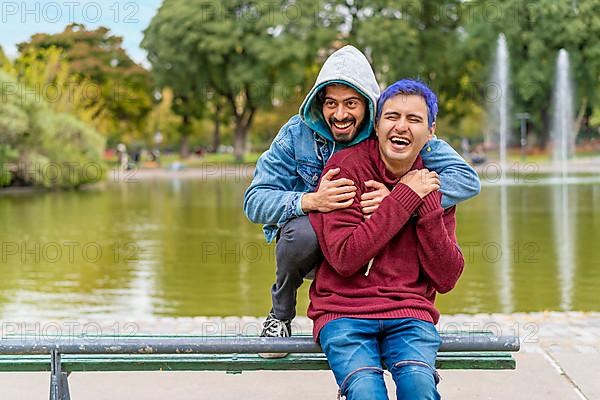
[116, 143, 129, 170]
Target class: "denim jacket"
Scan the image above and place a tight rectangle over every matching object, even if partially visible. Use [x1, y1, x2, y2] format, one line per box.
[243, 115, 481, 242]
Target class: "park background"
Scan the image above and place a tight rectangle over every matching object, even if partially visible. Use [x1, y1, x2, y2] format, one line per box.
[0, 0, 599, 318]
[1, 1, 600, 399]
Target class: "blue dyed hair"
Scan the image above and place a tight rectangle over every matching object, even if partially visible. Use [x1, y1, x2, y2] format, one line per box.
[376, 79, 438, 128]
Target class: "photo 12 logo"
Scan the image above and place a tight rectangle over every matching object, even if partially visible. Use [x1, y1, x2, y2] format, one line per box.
[1, 161, 104, 185]
[1, 321, 140, 342]
[1, 241, 139, 264]
[1, 2, 140, 24]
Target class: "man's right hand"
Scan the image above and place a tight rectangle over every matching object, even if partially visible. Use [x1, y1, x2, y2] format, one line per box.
[302, 168, 357, 212]
[400, 169, 440, 198]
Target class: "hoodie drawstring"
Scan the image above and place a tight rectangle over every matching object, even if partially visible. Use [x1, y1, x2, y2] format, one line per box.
[365, 257, 374, 276]
[314, 140, 322, 162]
[331, 141, 336, 157]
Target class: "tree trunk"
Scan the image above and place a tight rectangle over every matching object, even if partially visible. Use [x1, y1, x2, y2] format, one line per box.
[233, 120, 247, 163]
[232, 108, 255, 163]
[573, 97, 588, 142]
[180, 114, 191, 159]
[539, 108, 550, 150]
[213, 102, 221, 153]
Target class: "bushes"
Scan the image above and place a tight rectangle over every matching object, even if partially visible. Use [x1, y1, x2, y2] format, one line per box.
[0, 70, 105, 189]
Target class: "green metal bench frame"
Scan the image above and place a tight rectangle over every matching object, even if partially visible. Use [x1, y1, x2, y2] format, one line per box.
[0, 332, 519, 400]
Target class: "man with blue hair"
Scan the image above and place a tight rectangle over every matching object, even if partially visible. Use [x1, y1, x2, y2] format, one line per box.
[243, 46, 480, 355]
[308, 79, 463, 399]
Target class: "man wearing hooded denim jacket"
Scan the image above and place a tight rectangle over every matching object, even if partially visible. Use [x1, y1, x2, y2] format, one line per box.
[243, 46, 480, 348]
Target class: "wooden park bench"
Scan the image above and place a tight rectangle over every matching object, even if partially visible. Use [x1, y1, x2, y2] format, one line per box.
[0, 331, 519, 400]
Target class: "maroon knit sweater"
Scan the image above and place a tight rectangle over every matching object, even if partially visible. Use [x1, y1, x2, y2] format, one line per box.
[307, 138, 464, 341]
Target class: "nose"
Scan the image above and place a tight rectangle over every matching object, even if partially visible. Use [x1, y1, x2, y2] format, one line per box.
[394, 117, 408, 132]
[334, 104, 348, 121]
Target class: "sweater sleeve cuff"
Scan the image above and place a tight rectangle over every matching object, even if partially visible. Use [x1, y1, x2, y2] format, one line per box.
[417, 191, 442, 216]
[390, 183, 423, 214]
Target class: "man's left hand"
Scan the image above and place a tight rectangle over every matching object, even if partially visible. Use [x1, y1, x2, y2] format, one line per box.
[360, 180, 390, 218]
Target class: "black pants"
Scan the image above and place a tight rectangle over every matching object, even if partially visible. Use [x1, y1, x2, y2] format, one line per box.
[271, 216, 322, 320]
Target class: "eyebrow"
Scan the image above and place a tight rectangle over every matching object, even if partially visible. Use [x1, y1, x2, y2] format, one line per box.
[324, 96, 362, 102]
[383, 111, 424, 120]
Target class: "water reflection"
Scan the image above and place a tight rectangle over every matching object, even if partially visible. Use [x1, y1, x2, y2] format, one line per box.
[552, 184, 576, 310]
[125, 239, 160, 319]
[499, 184, 513, 313]
[0, 178, 599, 319]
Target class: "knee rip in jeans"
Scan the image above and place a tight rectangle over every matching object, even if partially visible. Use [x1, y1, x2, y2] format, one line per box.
[390, 360, 441, 385]
[337, 366, 386, 400]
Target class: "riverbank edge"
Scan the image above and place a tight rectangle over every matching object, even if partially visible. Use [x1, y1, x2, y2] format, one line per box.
[2, 156, 599, 189]
[2, 311, 599, 354]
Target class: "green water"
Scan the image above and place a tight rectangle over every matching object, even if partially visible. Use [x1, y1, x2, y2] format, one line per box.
[1, 178, 599, 319]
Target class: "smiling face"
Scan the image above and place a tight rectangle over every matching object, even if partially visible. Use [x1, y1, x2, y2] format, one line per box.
[322, 84, 367, 144]
[376, 94, 435, 176]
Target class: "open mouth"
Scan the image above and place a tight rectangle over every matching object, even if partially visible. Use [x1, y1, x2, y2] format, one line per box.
[389, 136, 412, 151]
[331, 119, 355, 134]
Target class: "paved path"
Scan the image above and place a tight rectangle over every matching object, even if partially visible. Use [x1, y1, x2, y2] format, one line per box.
[1, 312, 598, 399]
[119, 156, 600, 182]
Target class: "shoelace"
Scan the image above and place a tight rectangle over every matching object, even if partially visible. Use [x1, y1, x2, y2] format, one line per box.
[263, 318, 289, 336]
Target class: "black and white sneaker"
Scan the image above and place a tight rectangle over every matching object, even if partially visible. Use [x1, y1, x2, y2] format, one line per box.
[258, 310, 292, 359]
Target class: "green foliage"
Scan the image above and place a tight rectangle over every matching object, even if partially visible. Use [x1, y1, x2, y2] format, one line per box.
[142, 0, 337, 160]
[0, 70, 105, 189]
[141, 0, 508, 151]
[13, 47, 105, 127]
[141, 88, 186, 148]
[459, 0, 600, 142]
[6, 2, 596, 156]
[17, 24, 154, 140]
[0, 46, 12, 72]
[295, 0, 466, 134]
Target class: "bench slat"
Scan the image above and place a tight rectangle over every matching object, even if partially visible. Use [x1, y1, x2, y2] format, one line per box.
[0, 352, 516, 372]
[0, 334, 520, 354]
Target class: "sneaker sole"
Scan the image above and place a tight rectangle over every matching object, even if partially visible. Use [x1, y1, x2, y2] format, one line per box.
[257, 352, 290, 359]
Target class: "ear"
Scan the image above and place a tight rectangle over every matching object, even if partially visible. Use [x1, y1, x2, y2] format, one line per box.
[428, 122, 436, 140]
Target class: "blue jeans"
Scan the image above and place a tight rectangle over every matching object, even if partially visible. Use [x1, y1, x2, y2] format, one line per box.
[319, 318, 441, 400]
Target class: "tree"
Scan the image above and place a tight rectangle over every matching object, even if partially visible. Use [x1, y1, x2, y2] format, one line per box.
[0, 46, 11, 70]
[143, 88, 183, 149]
[0, 70, 105, 188]
[13, 47, 105, 127]
[142, 0, 336, 161]
[17, 24, 154, 141]
[286, 0, 467, 134]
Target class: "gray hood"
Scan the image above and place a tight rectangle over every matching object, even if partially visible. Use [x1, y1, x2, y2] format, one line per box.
[299, 45, 380, 148]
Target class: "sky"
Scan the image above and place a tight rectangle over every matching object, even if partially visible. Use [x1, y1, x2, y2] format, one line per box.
[0, 0, 163, 66]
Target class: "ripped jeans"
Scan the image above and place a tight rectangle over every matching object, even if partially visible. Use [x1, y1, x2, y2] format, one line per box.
[319, 318, 441, 400]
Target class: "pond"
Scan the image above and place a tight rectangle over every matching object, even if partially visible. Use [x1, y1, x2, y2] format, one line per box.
[1, 176, 599, 319]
